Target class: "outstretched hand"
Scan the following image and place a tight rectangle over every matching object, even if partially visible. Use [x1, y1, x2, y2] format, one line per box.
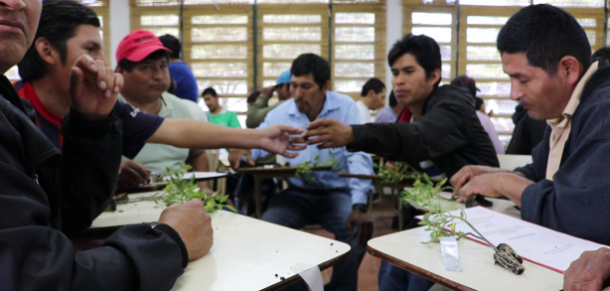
[258, 125, 307, 158]
[69, 55, 123, 119]
[301, 118, 354, 149]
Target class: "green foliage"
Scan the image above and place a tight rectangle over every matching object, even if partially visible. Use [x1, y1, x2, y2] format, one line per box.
[155, 164, 236, 213]
[401, 173, 472, 244]
[295, 150, 341, 183]
[374, 162, 421, 185]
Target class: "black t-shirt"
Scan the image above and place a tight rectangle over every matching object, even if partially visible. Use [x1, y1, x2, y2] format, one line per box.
[16, 81, 164, 159]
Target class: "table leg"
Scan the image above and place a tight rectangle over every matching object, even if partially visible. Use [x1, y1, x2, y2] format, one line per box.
[395, 187, 404, 229]
[255, 178, 262, 219]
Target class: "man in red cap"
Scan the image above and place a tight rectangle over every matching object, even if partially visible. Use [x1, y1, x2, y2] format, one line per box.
[16, 2, 306, 231]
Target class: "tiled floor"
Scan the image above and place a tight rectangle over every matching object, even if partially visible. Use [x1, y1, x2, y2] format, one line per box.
[307, 194, 399, 291]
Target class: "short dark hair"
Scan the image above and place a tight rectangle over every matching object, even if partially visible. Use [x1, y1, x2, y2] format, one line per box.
[388, 34, 442, 87]
[290, 53, 331, 90]
[117, 50, 170, 73]
[247, 90, 261, 104]
[389, 90, 397, 108]
[497, 4, 591, 77]
[18, 0, 100, 81]
[159, 34, 181, 59]
[592, 47, 610, 62]
[475, 97, 484, 111]
[202, 87, 218, 97]
[361, 78, 385, 97]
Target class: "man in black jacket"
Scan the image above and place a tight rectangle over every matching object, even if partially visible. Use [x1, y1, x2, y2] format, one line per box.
[0, 0, 213, 289]
[301, 34, 498, 291]
[302, 34, 498, 181]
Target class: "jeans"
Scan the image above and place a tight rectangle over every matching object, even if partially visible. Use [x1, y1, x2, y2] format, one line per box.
[262, 188, 366, 291]
[378, 215, 435, 291]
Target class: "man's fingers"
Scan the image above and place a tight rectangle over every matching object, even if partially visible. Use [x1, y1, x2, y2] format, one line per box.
[113, 72, 124, 94]
[246, 152, 255, 166]
[302, 128, 328, 139]
[69, 67, 84, 99]
[286, 144, 307, 151]
[275, 124, 304, 135]
[95, 59, 108, 91]
[305, 118, 333, 130]
[74, 54, 97, 73]
[306, 134, 333, 146]
[289, 136, 307, 144]
[281, 151, 299, 158]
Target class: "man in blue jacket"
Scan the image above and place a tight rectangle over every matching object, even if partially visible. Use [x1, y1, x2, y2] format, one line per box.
[452, 4, 610, 246]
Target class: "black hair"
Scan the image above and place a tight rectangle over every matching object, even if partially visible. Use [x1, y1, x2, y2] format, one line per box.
[159, 34, 181, 59]
[18, 0, 100, 81]
[247, 90, 261, 103]
[117, 50, 170, 73]
[388, 34, 442, 87]
[290, 53, 331, 90]
[389, 90, 397, 108]
[361, 78, 386, 97]
[592, 47, 610, 62]
[202, 87, 218, 97]
[475, 97, 484, 111]
[497, 4, 591, 76]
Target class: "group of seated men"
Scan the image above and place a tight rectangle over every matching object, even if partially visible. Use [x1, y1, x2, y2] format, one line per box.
[0, 0, 609, 290]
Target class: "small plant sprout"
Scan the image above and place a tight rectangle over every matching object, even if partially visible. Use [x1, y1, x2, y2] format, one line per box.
[374, 162, 421, 186]
[295, 150, 341, 183]
[402, 173, 525, 275]
[155, 164, 236, 213]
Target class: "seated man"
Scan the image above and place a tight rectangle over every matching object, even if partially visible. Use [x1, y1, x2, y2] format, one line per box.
[0, 0, 213, 288]
[356, 77, 386, 124]
[450, 76, 504, 154]
[229, 53, 375, 291]
[374, 91, 404, 124]
[114, 30, 211, 193]
[564, 247, 610, 291]
[202, 87, 241, 128]
[301, 34, 499, 291]
[451, 4, 610, 246]
[16, 2, 303, 231]
[246, 70, 292, 129]
[159, 34, 199, 103]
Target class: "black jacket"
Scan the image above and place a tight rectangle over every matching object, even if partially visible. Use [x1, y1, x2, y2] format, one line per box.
[0, 75, 186, 291]
[349, 85, 499, 178]
[506, 105, 547, 155]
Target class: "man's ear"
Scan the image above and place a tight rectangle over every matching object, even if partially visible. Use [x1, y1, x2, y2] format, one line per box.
[367, 89, 376, 98]
[321, 80, 331, 93]
[115, 66, 124, 74]
[428, 68, 441, 86]
[558, 56, 582, 87]
[34, 37, 58, 66]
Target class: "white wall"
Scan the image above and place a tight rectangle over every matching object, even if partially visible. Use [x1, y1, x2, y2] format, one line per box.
[110, 0, 131, 68]
[385, 0, 403, 105]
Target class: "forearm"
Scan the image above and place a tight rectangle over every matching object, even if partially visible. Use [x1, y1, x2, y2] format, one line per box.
[493, 173, 534, 207]
[148, 119, 264, 149]
[246, 103, 281, 129]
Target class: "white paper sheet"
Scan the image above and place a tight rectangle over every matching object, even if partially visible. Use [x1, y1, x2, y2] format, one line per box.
[163, 172, 227, 181]
[418, 206, 607, 273]
[292, 263, 324, 291]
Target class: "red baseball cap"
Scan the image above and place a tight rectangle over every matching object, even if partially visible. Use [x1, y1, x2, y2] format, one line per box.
[116, 29, 171, 62]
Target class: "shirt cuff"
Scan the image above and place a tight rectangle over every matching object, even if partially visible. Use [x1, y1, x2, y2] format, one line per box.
[154, 224, 189, 268]
[351, 190, 368, 205]
[346, 125, 366, 153]
[61, 107, 116, 140]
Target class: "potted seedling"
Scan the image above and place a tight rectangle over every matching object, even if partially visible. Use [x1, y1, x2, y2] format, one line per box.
[402, 174, 525, 275]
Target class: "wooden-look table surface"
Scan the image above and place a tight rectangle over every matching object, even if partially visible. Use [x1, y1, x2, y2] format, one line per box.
[91, 195, 351, 291]
[366, 198, 562, 291]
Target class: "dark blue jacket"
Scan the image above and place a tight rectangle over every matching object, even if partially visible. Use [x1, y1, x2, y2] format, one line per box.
[516, 62, 610, 245]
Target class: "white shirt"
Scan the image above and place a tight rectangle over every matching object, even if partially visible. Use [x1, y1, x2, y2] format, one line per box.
[356, 100, 373, 124]
[476, 111, 505, 154]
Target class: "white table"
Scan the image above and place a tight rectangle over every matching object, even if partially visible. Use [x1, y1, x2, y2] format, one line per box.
[367, 198, 562, 291]
[91, 195, 351, 291]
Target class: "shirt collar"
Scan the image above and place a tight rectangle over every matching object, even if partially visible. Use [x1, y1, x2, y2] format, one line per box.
[287, 91, 340, 118]
[547, 61, 599, 126]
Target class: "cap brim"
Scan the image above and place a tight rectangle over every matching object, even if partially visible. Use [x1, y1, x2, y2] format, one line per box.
[125, 45, 172, 62]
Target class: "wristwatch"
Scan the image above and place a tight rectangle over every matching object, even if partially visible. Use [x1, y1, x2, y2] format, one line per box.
[352, 203, 368, 213]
